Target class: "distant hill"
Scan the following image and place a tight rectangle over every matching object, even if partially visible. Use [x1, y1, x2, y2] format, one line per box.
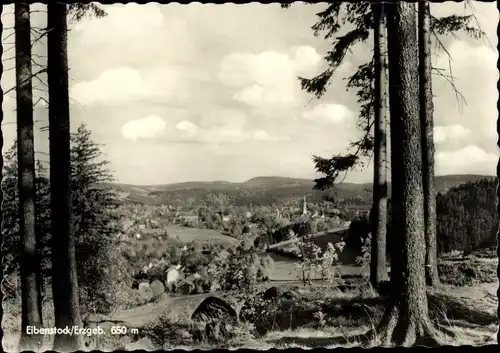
[108, 174, 494, 206]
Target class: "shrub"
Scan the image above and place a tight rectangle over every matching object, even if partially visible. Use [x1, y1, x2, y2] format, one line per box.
[207, 242, 271, 292]
[287, 232, 345, 285]
[144, 314, 255, 348]
[438, 259, 496, 287]
[355, 232, 371, 277]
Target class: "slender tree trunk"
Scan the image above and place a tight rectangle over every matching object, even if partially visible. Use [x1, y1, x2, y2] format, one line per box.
[15, 3, 44, 351]
[418, 1, 440, 287]
[370, 2, 389, 289]
[47, 3, 83, 351]
[376, 3, 440, 346]
[0, 5, 4, 350]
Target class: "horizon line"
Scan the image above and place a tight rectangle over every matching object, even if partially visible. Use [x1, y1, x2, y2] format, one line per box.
[110, 173, 495, 188]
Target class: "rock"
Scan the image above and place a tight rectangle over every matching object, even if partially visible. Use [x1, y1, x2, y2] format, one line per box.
[191, 296, 238, 340]
[263, 286, 281, 300]
[191, 321, 207, 342]
[138, 282, 153, 301]
[138, 282, 151, 292]
[150, 280, 165, 298]
[192, 296, 238, 322]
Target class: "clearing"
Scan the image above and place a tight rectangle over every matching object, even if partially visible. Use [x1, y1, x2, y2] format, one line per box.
[165, 226, 238, 246]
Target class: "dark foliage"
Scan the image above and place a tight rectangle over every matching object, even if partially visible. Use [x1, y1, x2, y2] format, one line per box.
[2, 124, 121, 313]
[436, 178, 498, 253]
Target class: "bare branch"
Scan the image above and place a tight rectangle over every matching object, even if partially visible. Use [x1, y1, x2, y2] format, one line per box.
[33, 74, 49, 88]
[432, 67, 467, 112]
[3, 44, 16, 54]
[2, 31, 15, 42]
[3, 66, 16, 73]
[3, 68, 48, 96]
[431, 28, 467, 113]
[33, 97, 49, 107]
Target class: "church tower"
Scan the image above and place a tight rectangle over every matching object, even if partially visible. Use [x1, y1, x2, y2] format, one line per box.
[302, 195, 307, 215]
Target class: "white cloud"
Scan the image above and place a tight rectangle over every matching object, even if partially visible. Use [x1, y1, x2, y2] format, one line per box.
[218, 46, 322, 106]
[71, 68, 145, 105]
[176, 120, 198, 136]
[252, 129, 290, 142]
[302, 103, 354, 124]
[293, 46, 322, 75]
[433, 125, 470, 144]
[173, 119, 288, 145]
[70, 67, 183, 106]
[433, 41, 498, 128]
[121, 115, 167, 142]
[435, 145, 498, 175]
[233, 84, 295, 105]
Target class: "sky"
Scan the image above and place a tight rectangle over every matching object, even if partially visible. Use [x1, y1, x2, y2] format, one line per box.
[1, 2, 498, 185]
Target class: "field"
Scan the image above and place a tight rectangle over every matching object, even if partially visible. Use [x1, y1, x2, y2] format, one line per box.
[165, 225, 238, 246]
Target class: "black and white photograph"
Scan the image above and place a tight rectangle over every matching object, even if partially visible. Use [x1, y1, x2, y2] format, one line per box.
[1, 1, 499, 351]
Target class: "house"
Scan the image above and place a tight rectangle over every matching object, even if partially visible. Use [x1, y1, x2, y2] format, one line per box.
[165, 264, 183, 284]
[122, 219, 134, 232]
[222, 215, 231, 222]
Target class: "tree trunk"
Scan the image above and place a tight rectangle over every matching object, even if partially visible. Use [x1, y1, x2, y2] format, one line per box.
[47, 3, 83, 351]
[376, 3, 440, 346]
[15, 3, 44, 351]
[370, 2, 389, 289]
[418, 1, 440, 287]
[0, 5, 4, 351]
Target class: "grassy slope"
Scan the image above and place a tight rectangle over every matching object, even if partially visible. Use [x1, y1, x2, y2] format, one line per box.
[166, 225, 238, 246]
[109, 279, 497, 349]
